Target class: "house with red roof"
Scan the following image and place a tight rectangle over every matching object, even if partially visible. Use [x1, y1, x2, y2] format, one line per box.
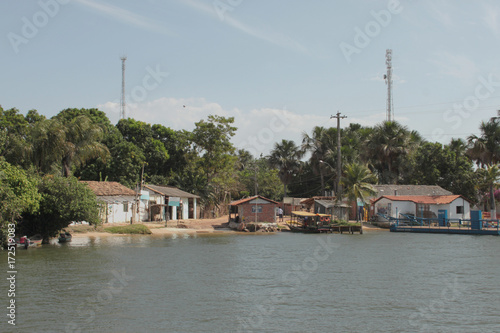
[373, 195, 471, 220]
[81, 181, 138, 224]
[228, 195, 279, 223]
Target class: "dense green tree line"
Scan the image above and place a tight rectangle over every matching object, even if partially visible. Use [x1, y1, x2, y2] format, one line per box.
[1, 104, 500, 244]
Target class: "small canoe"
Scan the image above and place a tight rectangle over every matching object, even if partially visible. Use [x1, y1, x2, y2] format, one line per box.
[58, 232, 72, 243]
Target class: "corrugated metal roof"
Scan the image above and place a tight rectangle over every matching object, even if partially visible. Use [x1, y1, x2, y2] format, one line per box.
[143, 184, 200, 198]
[315, 200, 336, 208]
[81, 181, 137, 196]
[229, 195, 279, 206]
[373, 195, 468, 205]
[373, 185, 452, 196]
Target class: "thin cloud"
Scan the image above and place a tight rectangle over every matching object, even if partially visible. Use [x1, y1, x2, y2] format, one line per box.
[180, 0, 309, 54]
[74, 0, 174, 36]
[429, 52, 478, 82]
[483, 3, 500, 36]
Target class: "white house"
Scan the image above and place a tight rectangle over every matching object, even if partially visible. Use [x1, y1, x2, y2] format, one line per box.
[141, 184, 200, 221]
[373, 195, 471, 221]
[82, 181, 138, 224]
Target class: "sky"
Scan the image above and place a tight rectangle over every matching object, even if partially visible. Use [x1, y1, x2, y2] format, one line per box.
[2, 0, 500, 157]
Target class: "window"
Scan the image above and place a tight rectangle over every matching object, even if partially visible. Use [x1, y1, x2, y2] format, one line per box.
[251, 206, 262, 213]
[456, 206, 464, 214]
[123, 202, 129, 212]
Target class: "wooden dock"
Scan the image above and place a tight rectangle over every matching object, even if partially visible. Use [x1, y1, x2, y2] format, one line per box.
[318, 225, 363, 234]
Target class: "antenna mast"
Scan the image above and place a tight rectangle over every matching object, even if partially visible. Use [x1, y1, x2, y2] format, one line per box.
[385, 49, 394, 122]
[120, 56, 127, 119]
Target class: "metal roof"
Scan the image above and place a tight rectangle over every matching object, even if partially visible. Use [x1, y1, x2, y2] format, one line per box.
[229, 195, 279, 206]
[372, 185, 452, 197]
[143, 184, 200, 198]
[373, 195, 469, 205]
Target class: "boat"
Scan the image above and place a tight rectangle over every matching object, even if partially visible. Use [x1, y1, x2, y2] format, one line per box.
[287, 211, 335, 233]
[28, 234, 43, 247]
[58, 231, 72, 243]
[16, 236, 30, 249]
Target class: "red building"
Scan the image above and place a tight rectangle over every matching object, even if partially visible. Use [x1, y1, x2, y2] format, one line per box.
[228, 195, 279, 223]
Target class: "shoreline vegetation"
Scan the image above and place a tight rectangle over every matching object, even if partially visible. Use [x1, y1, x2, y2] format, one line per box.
[64, 216, 388, 240]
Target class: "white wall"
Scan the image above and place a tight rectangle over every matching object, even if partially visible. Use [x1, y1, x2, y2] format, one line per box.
[106, 202, 133, 224]
[375, 197, 471, 221]
[375, 198, 415, 218]
[442, 199, 470, 220]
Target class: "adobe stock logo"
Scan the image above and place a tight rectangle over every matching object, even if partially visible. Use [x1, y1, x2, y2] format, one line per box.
[7, 0, 70, 54]
[339, 0, 403, 64]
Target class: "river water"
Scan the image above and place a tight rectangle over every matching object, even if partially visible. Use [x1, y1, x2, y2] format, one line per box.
[1, 230, 500, 333]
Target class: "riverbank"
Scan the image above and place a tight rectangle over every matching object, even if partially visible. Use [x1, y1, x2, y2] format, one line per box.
[67, 216, 387, 239]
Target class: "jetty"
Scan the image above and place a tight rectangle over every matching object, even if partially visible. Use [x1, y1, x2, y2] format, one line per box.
[385, 211, 500, 236]
[287, 211, 363, 234]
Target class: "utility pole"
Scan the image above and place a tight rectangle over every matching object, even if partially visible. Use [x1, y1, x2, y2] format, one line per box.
[330, 112, 347, 202]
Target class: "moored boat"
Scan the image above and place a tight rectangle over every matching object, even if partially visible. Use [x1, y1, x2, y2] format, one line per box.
[16, 236, 30, 249]
[58, 231, 72, 243]
[287, 211, 335, 233]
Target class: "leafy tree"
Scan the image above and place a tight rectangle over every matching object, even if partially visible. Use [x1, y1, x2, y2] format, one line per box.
[191, 115, 237, 182]
[403, 141, 476, 202]
[237, 156, 283, 201]
[21, 175, 100, 243]
[25, 109, 46, 124]
[55, 108, 113, 128]
[268, 139, 303, 198]
[341, 163, 377, 221]
[116, 118, 169, 182]
[0, 160, 40, 246]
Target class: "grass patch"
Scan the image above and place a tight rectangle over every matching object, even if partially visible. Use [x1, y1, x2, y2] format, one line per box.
[104, 224, 152, 235]
[65, 224, 103, 233]
[331, 220, 361, 226]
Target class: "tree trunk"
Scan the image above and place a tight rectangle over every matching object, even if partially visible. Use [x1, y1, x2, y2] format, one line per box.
[490, 184, 497, 219]
[320, 169, 325, 195]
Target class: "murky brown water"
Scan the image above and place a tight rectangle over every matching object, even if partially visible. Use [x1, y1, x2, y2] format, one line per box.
[1, 231, 500, 332]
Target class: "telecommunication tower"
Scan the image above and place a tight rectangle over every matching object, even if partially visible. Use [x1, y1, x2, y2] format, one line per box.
[120, 56, 127, 119]
[384, 49, 394, 122]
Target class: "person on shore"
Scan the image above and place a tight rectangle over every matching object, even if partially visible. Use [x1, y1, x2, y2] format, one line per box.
[278, 207, 284, 222]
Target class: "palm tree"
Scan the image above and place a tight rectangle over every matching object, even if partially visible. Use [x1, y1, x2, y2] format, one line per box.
[61, 115, 109, 177]
[301, 126, 336, 194]
[24, 118, 66, 174]
[341, 162, 377, 222]
[268, 139, 303, 198]
[476, 164, 500, 218]
[364, 121, 421, 184]
[467, 119, 500, 167]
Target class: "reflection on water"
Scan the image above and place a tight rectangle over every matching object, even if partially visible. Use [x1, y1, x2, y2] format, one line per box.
[1, 232, 500, 332]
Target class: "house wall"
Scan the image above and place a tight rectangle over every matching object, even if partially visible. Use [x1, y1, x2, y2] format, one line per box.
[440, 199, 470, 220]
[375, 198, 415, 218]
[105, 201, 133, 224]
[375, 198, 471, 221]
[238, 201, 277, 223]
